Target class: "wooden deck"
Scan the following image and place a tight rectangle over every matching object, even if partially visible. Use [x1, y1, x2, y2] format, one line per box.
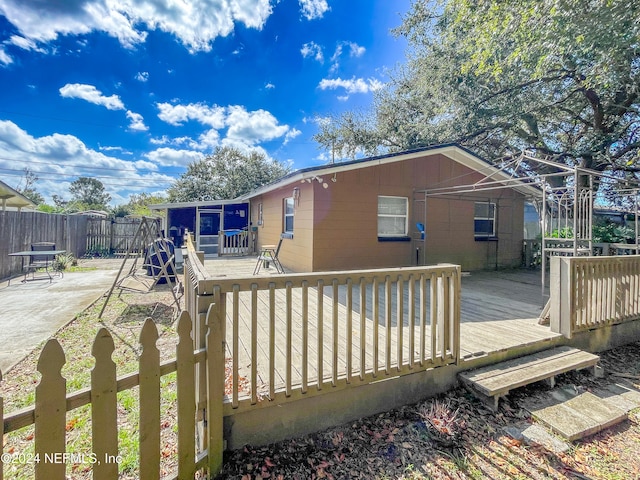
[203, 257, 560, 394]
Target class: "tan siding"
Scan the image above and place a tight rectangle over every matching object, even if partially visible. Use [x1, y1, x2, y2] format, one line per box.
[253, 153, 527, 272]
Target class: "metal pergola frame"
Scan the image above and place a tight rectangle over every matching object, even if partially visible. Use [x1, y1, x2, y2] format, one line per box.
[412, 151, 640, 306]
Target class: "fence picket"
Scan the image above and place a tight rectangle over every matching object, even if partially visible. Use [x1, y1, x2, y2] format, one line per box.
[332, 280, 339, 386]
[359, 277, 366, 381]
[35, 339, 66, 480]
[91, 328, 118, 480]
[345, 278, 353, 383]
[139, 319, 160, 480]
[1, 371, 3, 480]
[316, 280, 324, 390]
[396, 275, 404, 370]
[301, 281, 309, 393]
[176, 312, 196, 479]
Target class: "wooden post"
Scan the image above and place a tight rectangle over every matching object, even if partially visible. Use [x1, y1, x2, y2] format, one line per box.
[550, 256, 573, 338]
[206, 290, 225, 476]
[0, 371, 3, 480]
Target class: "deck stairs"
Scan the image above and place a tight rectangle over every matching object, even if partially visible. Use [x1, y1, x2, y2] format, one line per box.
[459, 345, 640, 441]
[459, 346, 599, 411]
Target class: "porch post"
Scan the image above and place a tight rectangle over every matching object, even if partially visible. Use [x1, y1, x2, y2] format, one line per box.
[550, 256, 573, 338]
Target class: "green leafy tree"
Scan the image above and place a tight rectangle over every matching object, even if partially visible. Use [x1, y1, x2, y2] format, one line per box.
[68, 177, 111, 210]
[16, 168, 44, 205]
[315, 0, 640, 185]
[168, 146, 291, 202]
[112, 193, 167, 217]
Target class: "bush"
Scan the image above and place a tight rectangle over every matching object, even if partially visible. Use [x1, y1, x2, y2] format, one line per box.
[53, 253, 76, 272]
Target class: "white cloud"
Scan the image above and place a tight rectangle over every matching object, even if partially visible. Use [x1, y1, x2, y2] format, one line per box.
[8, 35, 47, 53]
[59, 83, 125, 110]
[299, 0, 330, 20]
[99, 145, 132, 154]
[135, 71, 149, 82]
[156, 102, 226, 128]
[0, 0, 274, 52]
[0, 47, 13, 65]
[126, 111, 148, 131]
[284, 128, 302, 145]
[318, 77, 384, 95]
[157, 102, 292, 150]
[145, 147, 202, 167]
[225, 106, 289, 145]
[301, 41, 323, 62]
[330, 41, 366, 72]
[265, 82, 275, 89]
[0, 119, 174, 202]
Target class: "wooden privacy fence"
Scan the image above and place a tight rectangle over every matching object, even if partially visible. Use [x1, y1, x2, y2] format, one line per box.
[0, 211, 88, 280]
[550, 255, 640, 338]
[86, 217, 161, 255]
[0, 312, 216, 480]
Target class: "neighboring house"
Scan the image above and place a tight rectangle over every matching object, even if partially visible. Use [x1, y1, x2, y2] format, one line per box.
[240, 144, 541, 272]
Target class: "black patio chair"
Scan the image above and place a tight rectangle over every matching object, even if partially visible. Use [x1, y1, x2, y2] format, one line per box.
[26, 242, 57, 281]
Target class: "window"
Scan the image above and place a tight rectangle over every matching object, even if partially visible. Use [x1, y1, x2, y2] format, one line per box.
[378, 196, 408, 237]
[474, 202, 496, 238]
[283, 197, 294, 234]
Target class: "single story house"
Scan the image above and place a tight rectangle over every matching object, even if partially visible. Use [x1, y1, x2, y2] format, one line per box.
[153, 144, 541, 271]
[239, 144, 541, 272]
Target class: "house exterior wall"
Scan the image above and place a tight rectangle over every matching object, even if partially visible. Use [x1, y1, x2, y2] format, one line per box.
[251, 152, 527, 272]
[251, 181, 315, 272]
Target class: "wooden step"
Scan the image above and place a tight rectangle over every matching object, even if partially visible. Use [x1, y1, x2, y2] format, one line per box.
[459, 346, 599, 410]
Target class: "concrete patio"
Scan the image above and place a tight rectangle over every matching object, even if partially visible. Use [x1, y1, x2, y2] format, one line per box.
[0, 259, 121, 373]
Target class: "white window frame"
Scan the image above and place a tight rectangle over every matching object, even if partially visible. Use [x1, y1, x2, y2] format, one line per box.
[474, 202, 496, 238]
[283, 197, 294, 234]
[377, 196, 409, 237]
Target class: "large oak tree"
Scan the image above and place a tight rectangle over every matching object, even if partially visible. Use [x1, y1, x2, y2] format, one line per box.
[315, 0, 640, 185]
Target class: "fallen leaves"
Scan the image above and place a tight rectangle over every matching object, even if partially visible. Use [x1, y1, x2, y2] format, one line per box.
[219, 342, 640, 480]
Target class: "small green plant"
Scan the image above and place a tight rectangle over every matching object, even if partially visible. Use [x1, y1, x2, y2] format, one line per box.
[549, 226, 574, 238]
[53, 252, 76, 272]
[592, 223, 635, 243]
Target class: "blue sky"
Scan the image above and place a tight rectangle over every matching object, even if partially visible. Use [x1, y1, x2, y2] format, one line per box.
[0, 0, 411, 205]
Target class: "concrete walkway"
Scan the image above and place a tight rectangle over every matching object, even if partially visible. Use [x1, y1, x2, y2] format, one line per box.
[0, 261, 120, 373]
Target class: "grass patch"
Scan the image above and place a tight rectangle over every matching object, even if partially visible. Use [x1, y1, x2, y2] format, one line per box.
[1, 286, 180, 479]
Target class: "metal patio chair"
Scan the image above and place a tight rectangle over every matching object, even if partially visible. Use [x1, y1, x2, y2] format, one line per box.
[253, 234, 285, 275]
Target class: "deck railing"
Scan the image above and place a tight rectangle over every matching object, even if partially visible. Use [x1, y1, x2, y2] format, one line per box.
[217, 230, 250, 256]
[202, 264, 461, 409]
[550, 255, 640, 338]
